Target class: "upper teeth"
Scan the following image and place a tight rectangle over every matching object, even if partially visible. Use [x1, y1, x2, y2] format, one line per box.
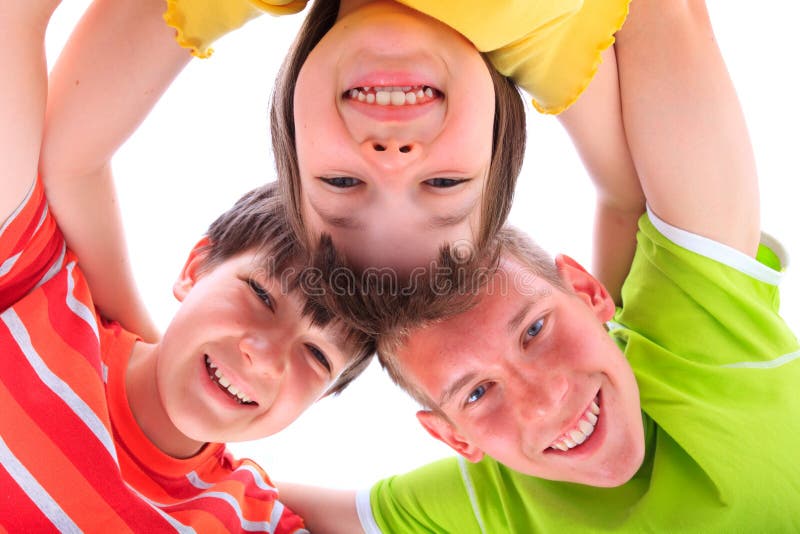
[346, 85, 437, 106]
[205, 356, 254, 405]
[549, 399, 600, 451]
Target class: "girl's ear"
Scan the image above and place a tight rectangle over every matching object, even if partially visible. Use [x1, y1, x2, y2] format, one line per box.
[555, 254, 616, 321]
[416, 410, 484, 463]
[173, 237, 211, 302]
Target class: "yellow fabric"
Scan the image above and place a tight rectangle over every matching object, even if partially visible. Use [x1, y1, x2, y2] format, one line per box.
[163, 0, 308, 58]
[163, 0, 629, 114]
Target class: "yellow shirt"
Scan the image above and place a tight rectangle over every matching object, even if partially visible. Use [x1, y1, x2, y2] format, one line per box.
[164, 0, 629, 114]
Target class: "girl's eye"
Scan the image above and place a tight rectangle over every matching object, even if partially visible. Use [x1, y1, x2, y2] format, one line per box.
[424, 178, 468, 188]
[321, 176, 362, 188]
[306, 344, 332, 373]
[526, 318, 545, 340]
[466, 384, 488, 405]
[248, 279, 273, 311]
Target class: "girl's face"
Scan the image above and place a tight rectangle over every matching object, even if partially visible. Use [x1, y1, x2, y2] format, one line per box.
[294, 0, 495, 273]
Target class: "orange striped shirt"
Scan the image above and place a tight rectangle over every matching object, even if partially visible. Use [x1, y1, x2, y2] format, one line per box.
[0, 179, 306, 533]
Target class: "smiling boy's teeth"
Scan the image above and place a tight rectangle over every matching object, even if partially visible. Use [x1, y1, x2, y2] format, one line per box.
[549, 398, 601, 451]
[206, 356, 255, 405]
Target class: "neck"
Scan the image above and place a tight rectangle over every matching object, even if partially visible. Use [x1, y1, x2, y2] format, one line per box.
[126, 342, 205, 459]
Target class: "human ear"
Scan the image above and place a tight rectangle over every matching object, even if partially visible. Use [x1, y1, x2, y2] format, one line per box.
[416, 410, 484, 463]
[554, 254, 616, 321]
[173, 237, 212, 302]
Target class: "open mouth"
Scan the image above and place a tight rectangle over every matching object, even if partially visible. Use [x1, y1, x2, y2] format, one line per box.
[204, 355, 257, 406]
[547, 394, 600, 452]
[343, 85, 442, 106]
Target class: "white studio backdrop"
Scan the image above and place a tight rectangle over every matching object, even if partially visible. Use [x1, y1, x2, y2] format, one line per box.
[46, 2, 799, 490]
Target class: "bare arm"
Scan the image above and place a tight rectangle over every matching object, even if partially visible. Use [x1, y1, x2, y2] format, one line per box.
[39, 0, 192, 340]
[278, 483, 365, 534]
[614, 0, 759, 255]
[558, 48, 645, 304]
[1, 2, 61, 225]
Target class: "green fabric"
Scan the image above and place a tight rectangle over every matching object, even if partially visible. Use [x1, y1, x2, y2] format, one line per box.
[369, 213, 800, 532]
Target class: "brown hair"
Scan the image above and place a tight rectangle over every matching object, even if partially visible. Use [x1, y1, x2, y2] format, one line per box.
[270, 0, 527, 252]
[198, 182, 375, 395]
[306, 226, 564, 408]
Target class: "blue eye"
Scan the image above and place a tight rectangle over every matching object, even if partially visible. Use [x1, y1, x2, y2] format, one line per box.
[306, 344, 331, 373]
[424, 178, 468, 188]
[248, 279, 273, 311]
[526, 318, 544, 339]
[466, 384, 487, 405]
[321, 176, 361, 188]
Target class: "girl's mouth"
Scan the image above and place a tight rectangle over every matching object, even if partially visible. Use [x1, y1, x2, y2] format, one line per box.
[343, 84, 442, 106]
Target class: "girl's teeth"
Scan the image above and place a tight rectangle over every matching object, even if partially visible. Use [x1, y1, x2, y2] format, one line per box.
[346, 85, 437, 106]
[375, 91, 391, 105]
[390, 91, 406, 106]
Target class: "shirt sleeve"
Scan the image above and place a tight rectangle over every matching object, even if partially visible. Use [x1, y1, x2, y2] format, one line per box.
[0, 177, 65, 311]
[614, 209, 798, 368]
[163, 0, 309, 58]
[362, 457, 484, 534]
[402, 0, 630, 114]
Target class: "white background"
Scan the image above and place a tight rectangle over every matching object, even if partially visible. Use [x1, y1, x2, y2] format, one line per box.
[47, 1, 799, 490]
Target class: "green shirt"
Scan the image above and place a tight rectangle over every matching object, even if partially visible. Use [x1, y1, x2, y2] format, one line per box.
[360, 211, 800, 533]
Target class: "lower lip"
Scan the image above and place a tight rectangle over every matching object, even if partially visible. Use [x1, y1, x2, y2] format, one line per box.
[201, 355, 257, 410]
[544, 392, 606, 458]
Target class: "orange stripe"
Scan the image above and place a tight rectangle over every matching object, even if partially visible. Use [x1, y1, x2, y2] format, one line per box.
[172, 508, 230, 531]
[0, 382, 130, 530]
[13, 290, 109, 418]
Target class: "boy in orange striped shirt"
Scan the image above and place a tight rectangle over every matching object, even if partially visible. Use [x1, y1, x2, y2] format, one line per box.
[1, 2, 373, 531]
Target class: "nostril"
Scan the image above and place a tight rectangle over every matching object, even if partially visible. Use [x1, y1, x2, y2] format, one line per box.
[373, 143, 386, 152]
[399, 145, 411, 153]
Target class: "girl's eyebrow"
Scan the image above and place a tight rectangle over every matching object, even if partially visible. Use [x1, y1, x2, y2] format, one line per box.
[427, 206, 472, 229]
[311, 201, 365, 230]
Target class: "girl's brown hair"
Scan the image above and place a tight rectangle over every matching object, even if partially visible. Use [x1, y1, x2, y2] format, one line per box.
[270, 0, 527, 252]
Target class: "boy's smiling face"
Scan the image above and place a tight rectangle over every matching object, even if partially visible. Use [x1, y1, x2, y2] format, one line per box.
[152, 245, 352, 448]
[398, 255, 645, 487]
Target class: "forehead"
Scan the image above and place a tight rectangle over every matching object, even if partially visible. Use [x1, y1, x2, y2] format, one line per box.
[399, 256, 556, 368]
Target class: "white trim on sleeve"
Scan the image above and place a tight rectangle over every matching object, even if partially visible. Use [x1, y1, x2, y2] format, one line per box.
[457, 457, 487, 534]
[356, 487, 383, 534]
[646, 206, 784, 286]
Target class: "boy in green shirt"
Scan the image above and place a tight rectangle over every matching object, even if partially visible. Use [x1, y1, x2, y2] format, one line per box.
[281, 0, 800, 531]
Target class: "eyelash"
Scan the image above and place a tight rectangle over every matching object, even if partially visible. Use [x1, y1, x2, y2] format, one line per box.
[248, 279, 274, 311]
[424, 178, 468, 188]
[306, 344, 331, 373]
[320, 176, 362, 188]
